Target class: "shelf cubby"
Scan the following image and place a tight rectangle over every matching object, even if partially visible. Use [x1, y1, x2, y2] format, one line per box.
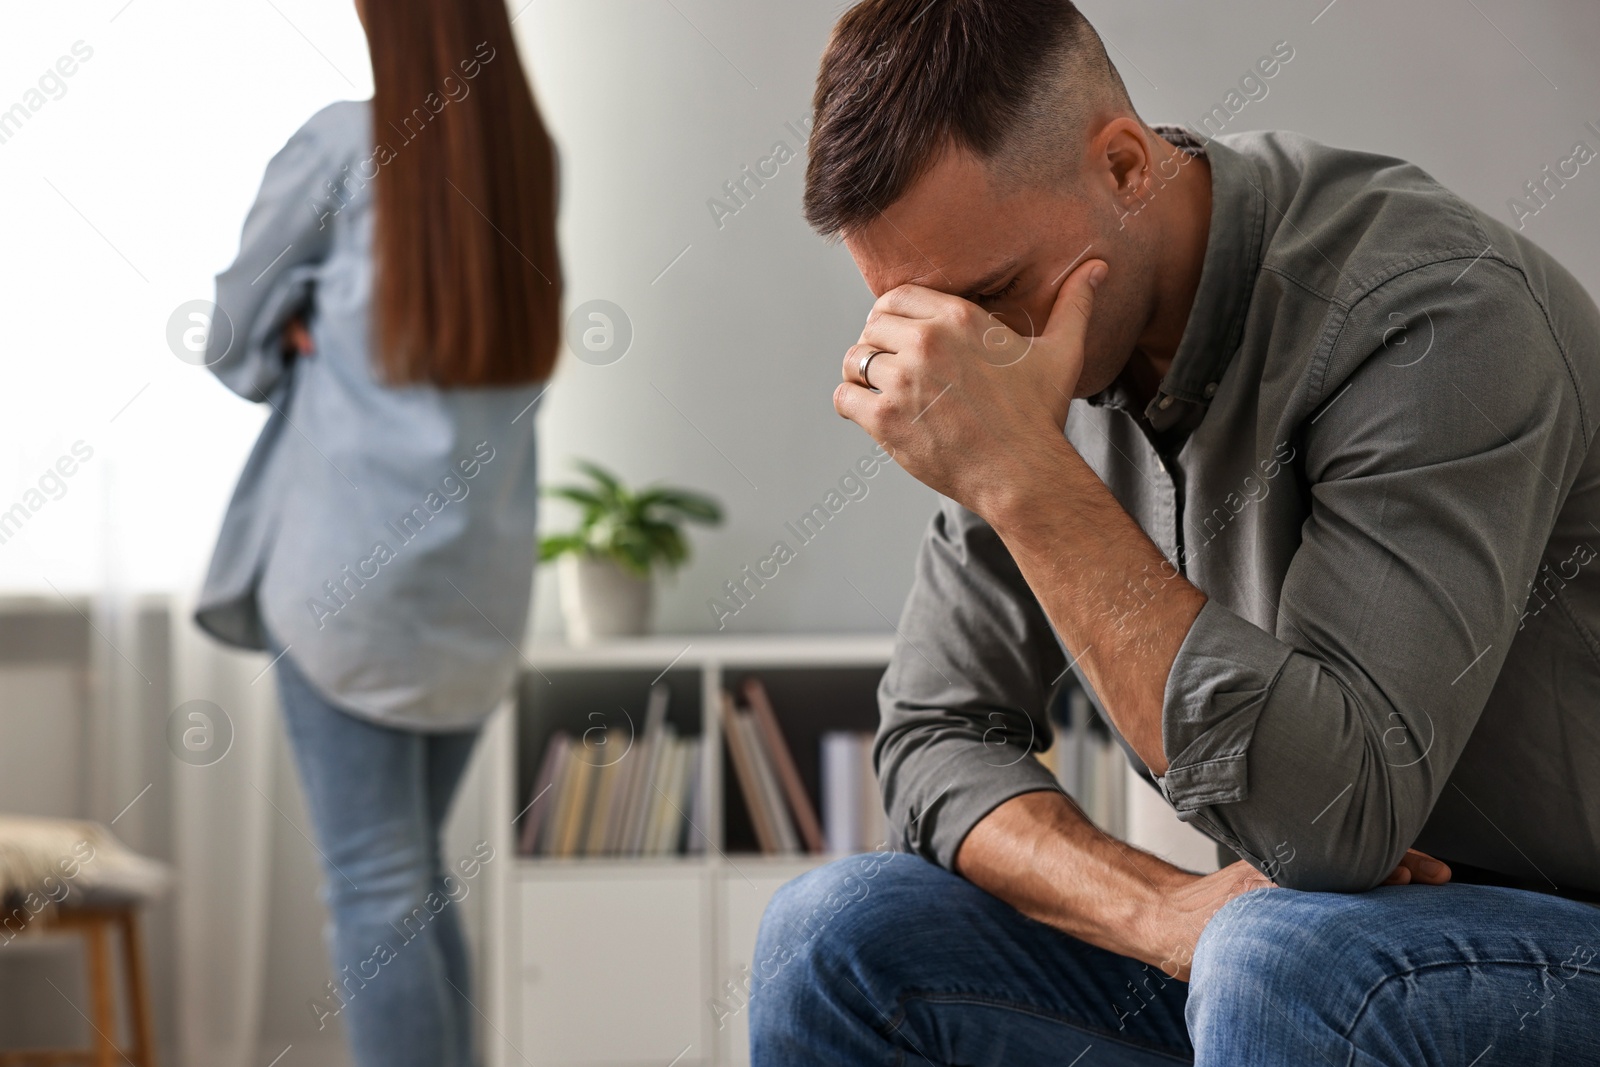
[489, 634, 895, 1067]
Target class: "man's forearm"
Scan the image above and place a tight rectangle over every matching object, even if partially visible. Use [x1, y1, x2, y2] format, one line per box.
[978, 435, 1207, 776]
[955, 790, 1190, 967]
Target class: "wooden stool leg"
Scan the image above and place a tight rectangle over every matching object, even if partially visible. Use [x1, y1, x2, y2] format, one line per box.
[118, 908, 156, 1067]
[83, 917, 119, 1067]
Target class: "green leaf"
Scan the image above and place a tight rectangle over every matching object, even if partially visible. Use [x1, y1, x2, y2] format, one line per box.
[538, 534, 588, 562]
[572, 460, 625, 508]
[545, 485, 606, 510]
[637, 520, 684, 561]
[637, 488, 723, 524]
[606, 531, 653, 576]
[536, 460, 724, 576]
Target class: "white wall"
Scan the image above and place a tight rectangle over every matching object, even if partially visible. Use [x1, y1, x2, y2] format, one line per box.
[512, 1, 938, 640]
[1081, 0, 1600, 292]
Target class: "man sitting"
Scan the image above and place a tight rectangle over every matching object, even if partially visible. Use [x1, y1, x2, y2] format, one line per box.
[752, 1, 1600, 1063]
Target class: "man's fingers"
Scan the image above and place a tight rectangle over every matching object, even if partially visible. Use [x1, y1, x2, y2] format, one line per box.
[1385, 848, 1451, 886]
[873, 283, 957, 320]
[842, 343, 876, 389]
[843, 344, 904, 392]
[833, 380, 877, 421]
[1041, 257, 1106, 347]
[1405, 848, 1451, 884]
[858, 311, 922, 352]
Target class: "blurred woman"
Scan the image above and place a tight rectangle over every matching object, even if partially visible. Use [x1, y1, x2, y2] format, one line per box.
[195, 2, 561, 1064]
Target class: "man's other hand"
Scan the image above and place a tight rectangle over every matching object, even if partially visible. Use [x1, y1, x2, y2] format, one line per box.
[1380, 848, 1452, 886]
[1143, 849, 1452, 981]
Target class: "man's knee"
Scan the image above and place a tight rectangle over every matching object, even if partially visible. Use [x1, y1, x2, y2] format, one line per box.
[1195, 888, 1329, 981]
[1188, 887, 1384, 1034]
[1197, 887, 1383, 971]
[755, 852, 903, 973]
[751, 851, 952, 1002]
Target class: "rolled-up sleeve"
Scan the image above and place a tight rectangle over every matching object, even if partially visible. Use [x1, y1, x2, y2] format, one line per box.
[1157, 260, 1588, 892]
[208, 120, 335, 400]
[876, 496, 1068, 870]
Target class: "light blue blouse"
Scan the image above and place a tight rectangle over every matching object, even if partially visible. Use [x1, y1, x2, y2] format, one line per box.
[196, 101, 546, 730]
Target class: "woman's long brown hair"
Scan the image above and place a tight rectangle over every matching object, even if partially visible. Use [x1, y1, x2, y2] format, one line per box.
[362, 0, 562, 386]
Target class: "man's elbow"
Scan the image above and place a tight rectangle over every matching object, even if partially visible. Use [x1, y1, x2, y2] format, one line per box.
[1269, 852, 1398, 893]
[1205, 689, 1424, 893]
[1254, 810, 1408, 893]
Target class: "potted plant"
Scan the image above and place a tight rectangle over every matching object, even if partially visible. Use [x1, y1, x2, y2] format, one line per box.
[539, 460, 723, 644]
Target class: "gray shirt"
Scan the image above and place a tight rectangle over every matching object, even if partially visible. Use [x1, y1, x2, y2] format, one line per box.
[196, 101, 546, 731]
[878, 126, 1600, 898]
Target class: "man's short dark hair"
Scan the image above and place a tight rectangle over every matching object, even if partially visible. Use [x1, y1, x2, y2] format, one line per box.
[803, 0, 1134, 238]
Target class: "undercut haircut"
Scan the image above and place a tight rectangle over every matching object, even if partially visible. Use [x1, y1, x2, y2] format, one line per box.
[803, 0, 1135, 238]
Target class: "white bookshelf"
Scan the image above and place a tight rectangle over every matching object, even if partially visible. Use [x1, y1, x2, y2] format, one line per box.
[479, 633, 1215, 1067]
[484, 634, 895, 1067]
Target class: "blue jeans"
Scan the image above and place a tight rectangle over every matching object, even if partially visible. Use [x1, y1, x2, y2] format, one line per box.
[273, 644, 482, 1067]
[750, 852, 1600, 1065]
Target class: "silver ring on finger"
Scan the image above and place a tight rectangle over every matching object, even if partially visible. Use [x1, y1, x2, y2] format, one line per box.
[859, 349, 885, 393]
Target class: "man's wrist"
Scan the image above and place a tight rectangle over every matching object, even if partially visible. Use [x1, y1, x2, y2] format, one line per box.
[1033, 798, 1198, 966]
[1093, 843, 1195, 965]
[971, 432, 1084, 529]
[980, 792, 1192, 962]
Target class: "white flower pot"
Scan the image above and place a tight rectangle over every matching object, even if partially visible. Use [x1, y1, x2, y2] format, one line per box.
[557, 554, 654, 644]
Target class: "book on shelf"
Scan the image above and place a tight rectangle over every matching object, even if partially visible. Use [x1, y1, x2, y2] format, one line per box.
[538, 735, 578, 856]
[629, 718, 675, 855]
[721, 690, 781, 852]
[616, 683, 670, 855]
[647, 736, 700, 854]
[718, 674, 888, 857]
[743, 678, 826, 853]
[641, 733, 673, 854]
[554, 750, 595, 857]
[519, 673, 890, 860]
[518, 730, 571, 855]
[685, 739, 709, 855]
[820, 731, 861, 854]
[517, 682, 700, 858]
[819, 730, 886, 853]
[583, 757, 622, 856]
[723, 680, 845, 856]
[742, 708, 800, 852]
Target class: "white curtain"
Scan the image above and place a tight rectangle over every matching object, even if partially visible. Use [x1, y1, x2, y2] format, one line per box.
[167, 597, 279, 1067]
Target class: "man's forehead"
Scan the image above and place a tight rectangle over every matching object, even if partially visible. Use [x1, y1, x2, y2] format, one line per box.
[843, 148, 1025, 297]
[855, 245, 951, 294]
[846, 222, 1002, 298]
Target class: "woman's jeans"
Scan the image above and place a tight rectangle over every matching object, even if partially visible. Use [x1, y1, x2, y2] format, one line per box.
[273, 644, 482, 1067]
[751, 851, 1600, 1065]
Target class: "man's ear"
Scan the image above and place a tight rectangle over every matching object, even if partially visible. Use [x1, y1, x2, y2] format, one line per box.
[1090, 117, 1153, 202]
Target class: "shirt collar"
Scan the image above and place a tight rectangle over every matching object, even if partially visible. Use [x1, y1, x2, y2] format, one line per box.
[1087, 126, 1266, 434]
